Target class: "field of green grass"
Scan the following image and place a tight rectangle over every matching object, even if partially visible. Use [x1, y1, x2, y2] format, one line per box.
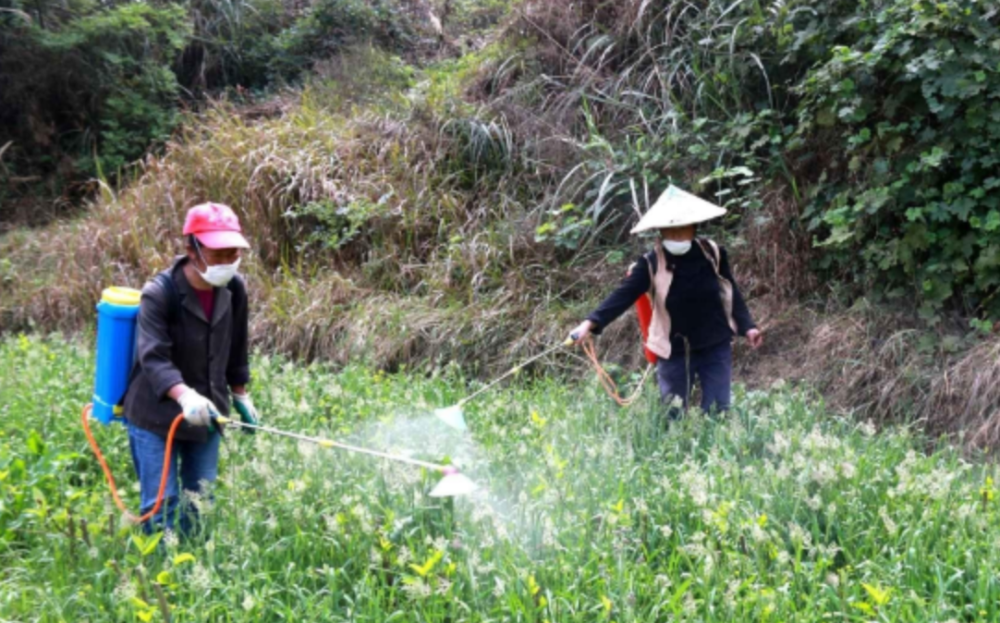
[2, 334, 999, 622]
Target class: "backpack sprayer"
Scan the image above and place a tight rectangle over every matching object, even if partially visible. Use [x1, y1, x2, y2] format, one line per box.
[84, 285, 478, 525]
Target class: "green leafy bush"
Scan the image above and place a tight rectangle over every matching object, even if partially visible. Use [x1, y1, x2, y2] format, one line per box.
[494, 0, 1000, 319]
[176, 0, 292, 93]
[1, 3, 189, 179]
[795, 0, 1000, 320]
[68, 4, 190, 174]
[0, 0, 436, 221]
[277, 0, 417, 80]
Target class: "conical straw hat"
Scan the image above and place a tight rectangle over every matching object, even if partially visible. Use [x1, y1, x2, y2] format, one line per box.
[630, 185, 727, 234]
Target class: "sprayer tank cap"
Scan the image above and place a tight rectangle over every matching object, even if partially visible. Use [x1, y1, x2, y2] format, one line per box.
[101, 286, 142, 307]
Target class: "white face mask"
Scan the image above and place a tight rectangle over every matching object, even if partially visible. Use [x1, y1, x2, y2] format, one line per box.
[197, 257, 241, 287]
[662, 239, 692, 255]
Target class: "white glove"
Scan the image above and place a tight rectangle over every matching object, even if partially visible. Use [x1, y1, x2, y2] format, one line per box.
[177, 389, 219, 427]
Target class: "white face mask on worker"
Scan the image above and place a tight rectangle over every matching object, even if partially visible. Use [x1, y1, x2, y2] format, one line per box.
[197, 258, 241, 287]
[662, 240, 692, 255]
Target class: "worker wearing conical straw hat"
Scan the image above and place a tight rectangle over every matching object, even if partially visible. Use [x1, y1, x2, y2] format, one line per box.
[571, 185, 763, 418]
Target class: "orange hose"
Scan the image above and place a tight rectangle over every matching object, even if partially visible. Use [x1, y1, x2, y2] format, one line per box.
[82, 404, 185, 524]
[580, 336, 653, 407]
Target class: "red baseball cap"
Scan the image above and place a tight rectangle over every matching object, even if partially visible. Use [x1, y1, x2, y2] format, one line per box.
[183, 203, 250, 249]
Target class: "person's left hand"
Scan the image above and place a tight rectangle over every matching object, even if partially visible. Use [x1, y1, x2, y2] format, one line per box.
[232, 392, 259, 434]
[746, 328, 764, 349]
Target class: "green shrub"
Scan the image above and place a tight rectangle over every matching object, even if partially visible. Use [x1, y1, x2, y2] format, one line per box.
[497, 0, 1000, 320]
[277, 0, 417, 80]
[794, 0, 1000, 320]
[0, 0, 444, 222]
[176, 0, 292, 93]
[0, 4, 189, 179]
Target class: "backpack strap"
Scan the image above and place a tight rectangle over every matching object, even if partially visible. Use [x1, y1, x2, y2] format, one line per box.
[696, 238, 739, 335]
[153, 272, 181, 323]
[117, 272, 176, 410]
[643, 250, 659, 295]
[696, 238, 722, 276]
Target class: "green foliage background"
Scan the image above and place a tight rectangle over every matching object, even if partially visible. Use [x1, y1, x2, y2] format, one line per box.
[514, 0, 1000, 321]
[4, 0, 1000, 325]
[794, 1, 1000, 320]
[0, 0, 419, 189]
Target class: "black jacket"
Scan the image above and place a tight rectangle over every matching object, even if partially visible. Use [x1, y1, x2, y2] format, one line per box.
[586, 243, 754, 358]
[123, 256, 250, 442]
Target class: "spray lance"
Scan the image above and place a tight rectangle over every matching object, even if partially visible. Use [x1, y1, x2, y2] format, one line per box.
[434, 339, 575, 432]
[434, 323, 654, 432]
[84, 286, 478, 525]
[213, 416, 477, 498]
[432, 260, 660, 432]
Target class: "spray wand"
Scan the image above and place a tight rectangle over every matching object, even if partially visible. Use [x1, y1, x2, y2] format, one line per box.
[434, 338, 575, 431]
[435, 332, 653, 432]
[83, 404, 478, 525]
[214, 416, 477, 498]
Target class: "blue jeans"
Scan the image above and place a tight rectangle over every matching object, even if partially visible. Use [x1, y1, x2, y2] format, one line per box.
[657, 340, 732, 418]
[127, 423, 221, 535]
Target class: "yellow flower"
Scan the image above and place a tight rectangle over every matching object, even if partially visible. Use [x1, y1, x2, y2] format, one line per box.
[130, 597, 151, 610]
[531, 411, 547, 428]
[136, 611, 154, 623]
[528, 575, 540, 596]
[980, 476, 995, 502]
[757, 514, 768, 528]
[601, 595, 613, 616]
[172, 553, 196, 566]
[409, 550, 443, 578]
[862, 583, 891, 606]
[532, 479, 548, 496]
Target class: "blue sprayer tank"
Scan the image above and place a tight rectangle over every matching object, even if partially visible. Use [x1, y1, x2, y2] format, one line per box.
[92, 287, 142, 425]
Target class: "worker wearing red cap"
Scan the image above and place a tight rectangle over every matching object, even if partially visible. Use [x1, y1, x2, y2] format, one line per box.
[122, 202, 260, 535]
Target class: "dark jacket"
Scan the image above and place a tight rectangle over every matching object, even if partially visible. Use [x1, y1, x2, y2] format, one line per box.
[123, 256, 250, 443]
[586, 243, 755, 358]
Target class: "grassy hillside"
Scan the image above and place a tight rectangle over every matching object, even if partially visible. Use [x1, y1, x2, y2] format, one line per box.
[4, 0, 1000, 442]
[3, 334, 1000, 621]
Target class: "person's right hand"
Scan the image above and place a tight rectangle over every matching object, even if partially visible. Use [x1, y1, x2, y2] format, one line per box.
[569, 320, 596, 345]
[176, 389, 220, 427]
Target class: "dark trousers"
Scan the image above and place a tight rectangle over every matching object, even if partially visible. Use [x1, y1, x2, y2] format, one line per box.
[656, 340, 732, 417]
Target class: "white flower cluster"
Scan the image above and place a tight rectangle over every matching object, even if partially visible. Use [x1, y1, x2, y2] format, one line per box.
[678, 462, 711, 507]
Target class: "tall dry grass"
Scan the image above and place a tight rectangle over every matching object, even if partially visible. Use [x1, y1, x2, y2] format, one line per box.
[737, 297, 1000, 452]
[0, 55, 647, 375]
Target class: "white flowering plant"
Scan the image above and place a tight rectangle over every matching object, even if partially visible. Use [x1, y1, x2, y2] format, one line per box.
[1, 334, 999, 621]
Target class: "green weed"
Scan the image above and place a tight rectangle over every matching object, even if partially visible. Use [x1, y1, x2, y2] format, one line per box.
[2, 334, 1000, 620]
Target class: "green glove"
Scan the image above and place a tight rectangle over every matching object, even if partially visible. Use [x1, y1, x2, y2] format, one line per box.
[232, 393, 259, 434]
